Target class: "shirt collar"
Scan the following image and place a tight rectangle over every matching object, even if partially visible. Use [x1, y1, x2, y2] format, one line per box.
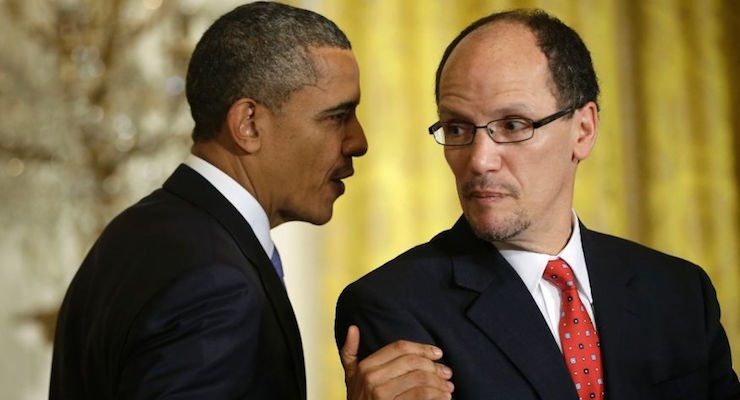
[495, 211, 593, 303]
[184, 155, 274, 257]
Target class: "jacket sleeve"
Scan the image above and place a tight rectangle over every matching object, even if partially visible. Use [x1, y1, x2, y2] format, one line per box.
[115, 264, 260, 399]
[335, 280, 437, 361]
[699, 268, 740, 399]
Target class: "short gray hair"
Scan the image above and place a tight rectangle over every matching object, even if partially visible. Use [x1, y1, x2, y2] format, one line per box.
[186, 1, 351, 141]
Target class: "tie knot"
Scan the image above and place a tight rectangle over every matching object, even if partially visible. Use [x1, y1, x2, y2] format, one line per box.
[543, 258, 577, 292]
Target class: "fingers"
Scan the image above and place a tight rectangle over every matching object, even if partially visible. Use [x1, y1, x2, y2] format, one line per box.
[358, 352, 447, 384]
[374, 368, 454, 400]
[341, 325, 361, 374]
[395, 384, 455, 400]
[362, 339, 443, 368]
[356, 367, 454, 400]
[346, 337, 454, 400]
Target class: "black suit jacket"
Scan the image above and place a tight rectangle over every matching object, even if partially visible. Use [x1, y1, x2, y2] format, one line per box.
[50, 165, 306, 400]
[335, 216, 740, 399]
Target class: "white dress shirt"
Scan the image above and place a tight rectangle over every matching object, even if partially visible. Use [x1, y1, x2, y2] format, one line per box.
[184, 155, 275, 259]
[494, 211, 595, 350]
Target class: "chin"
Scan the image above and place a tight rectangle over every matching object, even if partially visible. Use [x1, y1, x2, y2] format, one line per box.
[465, 208, 531, 243]
[304, 206, 334, 226]
[311, 214, 332, 225]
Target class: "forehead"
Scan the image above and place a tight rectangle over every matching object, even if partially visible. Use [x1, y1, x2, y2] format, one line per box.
[310, 46, 359, 84]
[277, 47, 360, 116]
[438, 21, 556, 115]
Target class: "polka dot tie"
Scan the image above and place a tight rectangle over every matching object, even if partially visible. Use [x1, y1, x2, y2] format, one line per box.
[543, 258, 605, 400]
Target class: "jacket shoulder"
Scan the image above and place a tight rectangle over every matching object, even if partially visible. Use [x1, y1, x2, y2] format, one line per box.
[582, 227, 706, 282]
[342, 227, 460, 299]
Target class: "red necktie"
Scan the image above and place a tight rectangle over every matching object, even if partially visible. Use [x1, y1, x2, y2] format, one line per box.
[543, 258, 605, 400]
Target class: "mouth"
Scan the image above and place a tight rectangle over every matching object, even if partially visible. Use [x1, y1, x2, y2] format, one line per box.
[329, 168, 354, 196]
[462, 180, 519, 203]
[461, 176, 518, 200]
[330, 179, 346, 195]
[467, 190, 510, 199]
[465, 189, 513, 203]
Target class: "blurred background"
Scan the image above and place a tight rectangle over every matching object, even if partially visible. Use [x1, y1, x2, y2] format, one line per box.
[0, 0, 738, 398]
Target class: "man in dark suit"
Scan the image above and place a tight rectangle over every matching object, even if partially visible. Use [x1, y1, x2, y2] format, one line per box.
[335, 9, 740, 400]
[50, 2, 453, 399]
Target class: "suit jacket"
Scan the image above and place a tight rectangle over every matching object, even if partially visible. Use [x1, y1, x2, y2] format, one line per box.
[335, 216, 740, 400]
[50, 164, 306, 400]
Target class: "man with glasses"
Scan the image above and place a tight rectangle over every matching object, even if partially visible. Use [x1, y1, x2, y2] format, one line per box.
[336, 9, 740, 399]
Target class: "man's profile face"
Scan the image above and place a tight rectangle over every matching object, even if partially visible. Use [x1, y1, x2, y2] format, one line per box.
[438, 22, 582, 250]
[261, 47, 367, 226]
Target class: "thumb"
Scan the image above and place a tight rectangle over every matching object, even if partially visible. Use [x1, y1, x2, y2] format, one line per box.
[340, 325, 360, 377]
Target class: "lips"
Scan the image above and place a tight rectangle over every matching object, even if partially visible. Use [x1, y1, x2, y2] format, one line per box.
[462, 177, 518, 201]
[329, 167, 354, 196]
[331, 168, 354, 181]
[467, 190, 510, 199]
[463, 182, 519, 202]
[330, 179, 346, 195]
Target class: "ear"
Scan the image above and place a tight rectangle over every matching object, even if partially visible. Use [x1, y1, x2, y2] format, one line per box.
[226, 98, 261, 153]
[572, 101, 599, 161]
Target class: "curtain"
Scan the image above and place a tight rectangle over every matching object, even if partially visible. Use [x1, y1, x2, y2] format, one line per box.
[290, 0, 740, 398]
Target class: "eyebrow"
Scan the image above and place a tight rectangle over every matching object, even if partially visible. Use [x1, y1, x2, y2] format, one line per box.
[437, 106, 470, 119]
[317, 100, 359, 118]
[438, 103, 534, 119]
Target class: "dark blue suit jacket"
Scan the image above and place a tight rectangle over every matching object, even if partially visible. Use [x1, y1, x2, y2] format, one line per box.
[335, 217, 740, 399]
[50, 165, 306, 399]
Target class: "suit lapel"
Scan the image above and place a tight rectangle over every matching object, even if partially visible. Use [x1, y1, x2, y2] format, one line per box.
[163, 164, 306, 399]
[448, 218, 577, 400]
[580, 225, 642, 399]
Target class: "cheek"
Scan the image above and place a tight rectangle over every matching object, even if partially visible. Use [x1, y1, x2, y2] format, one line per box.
[444, 150, 467, 179]
[300, 146, 338, 187]
[504, 150, 549, 194]
[519, 149, 572, 195]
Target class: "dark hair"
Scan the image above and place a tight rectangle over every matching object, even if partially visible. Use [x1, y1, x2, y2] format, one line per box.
[435, 9, 599, 112]
[186, 1, 351, 141]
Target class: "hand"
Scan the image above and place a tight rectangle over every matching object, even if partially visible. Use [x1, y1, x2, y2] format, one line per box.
[341, 325, 454, 400]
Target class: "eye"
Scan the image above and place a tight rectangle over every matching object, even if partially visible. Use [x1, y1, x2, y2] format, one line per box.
[326, 109, 357, 126]
[443, 122, 471, 136]
[328, 113, 348, 122]
[499, 118, 529, 132]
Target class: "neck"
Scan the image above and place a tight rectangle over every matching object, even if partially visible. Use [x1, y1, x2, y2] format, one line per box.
[191, 140, 277, 225]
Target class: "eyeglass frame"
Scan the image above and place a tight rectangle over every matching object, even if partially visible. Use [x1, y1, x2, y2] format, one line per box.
[428, 107, 575, 146]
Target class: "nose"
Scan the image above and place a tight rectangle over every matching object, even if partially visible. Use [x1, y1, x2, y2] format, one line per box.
[344, 117, 368, 157]
[468, 126, 503, 173]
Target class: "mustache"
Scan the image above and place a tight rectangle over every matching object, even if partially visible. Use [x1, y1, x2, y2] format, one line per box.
[462, 176, 520, 199]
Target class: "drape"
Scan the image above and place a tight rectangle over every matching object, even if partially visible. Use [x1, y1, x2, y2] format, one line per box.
[289, 0, 740, 398]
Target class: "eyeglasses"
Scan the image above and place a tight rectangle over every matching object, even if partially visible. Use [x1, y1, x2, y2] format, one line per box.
[428, 108, 574, 146]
